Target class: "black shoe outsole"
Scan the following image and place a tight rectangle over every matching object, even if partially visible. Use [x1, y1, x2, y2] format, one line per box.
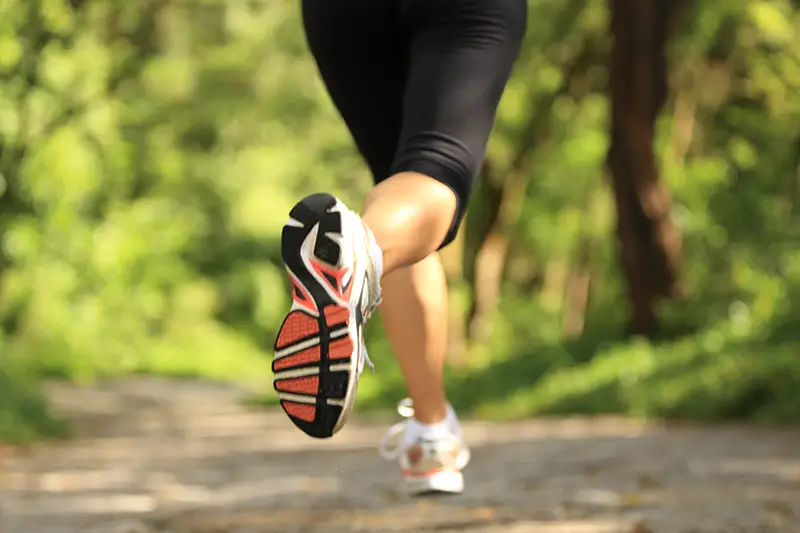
[274, 193, 354, 439]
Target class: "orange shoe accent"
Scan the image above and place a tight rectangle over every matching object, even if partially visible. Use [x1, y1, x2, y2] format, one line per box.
[322, 305, 354, 360]
[402, 467, 461, 478]
[329, 337, 355, 360]
[273, 346, 321, 371]
[282, 402, 316, 422]
[341, 259, 355, 300]
[324, 305, 349, 327]
[276, 311, 318, 349]
[275, 376, 319, 395]
[310, 259, 356, 301]
[289, 272, 317, 314]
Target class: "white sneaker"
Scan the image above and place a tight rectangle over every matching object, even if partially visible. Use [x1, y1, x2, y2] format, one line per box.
[379, 398, 471, 496]
[273, 193, 382, 438]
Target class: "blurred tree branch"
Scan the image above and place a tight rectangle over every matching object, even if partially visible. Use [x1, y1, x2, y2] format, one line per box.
[466, 18, 602, 345]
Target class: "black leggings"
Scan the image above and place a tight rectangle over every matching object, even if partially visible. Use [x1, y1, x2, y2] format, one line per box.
[301, 0, 527, 247]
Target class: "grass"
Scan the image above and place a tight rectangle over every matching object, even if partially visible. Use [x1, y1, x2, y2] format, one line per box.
[249, 319, 800, 425]
[0, 363, 68, 444]
[0, 326, 272, 444]
[5, 304, 800, 444]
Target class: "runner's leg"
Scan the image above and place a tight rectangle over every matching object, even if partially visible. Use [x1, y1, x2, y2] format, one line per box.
[370, 0, 528, 426]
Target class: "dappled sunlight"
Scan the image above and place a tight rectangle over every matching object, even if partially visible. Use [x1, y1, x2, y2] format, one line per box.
[694, 458, 800, 482]
[502, 521, 638, 533]
[10, 493, 159, 518]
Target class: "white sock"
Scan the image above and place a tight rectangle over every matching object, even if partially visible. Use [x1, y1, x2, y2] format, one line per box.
[404, 404, 459, 445]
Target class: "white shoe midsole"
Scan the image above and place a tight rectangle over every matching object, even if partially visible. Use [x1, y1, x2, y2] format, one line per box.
[405, 470, 464, 495]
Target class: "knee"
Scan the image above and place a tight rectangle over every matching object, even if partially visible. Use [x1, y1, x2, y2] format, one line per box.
[391, 131, 478, 248]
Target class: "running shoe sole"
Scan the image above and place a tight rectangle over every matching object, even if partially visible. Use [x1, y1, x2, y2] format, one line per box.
[273, 193, 364, 439]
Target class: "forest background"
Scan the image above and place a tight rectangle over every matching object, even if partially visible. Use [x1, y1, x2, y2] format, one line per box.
[1, 0, 799, 442]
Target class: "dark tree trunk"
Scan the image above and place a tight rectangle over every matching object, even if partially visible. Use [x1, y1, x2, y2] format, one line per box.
[606, 0, 688, 335]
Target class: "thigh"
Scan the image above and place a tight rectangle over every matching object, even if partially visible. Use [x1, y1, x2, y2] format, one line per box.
[394, 0, 528, 201]
[301, 0, 408, 182]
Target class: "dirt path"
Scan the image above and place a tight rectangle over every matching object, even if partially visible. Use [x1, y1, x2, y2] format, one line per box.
[2, 378, 799, 533]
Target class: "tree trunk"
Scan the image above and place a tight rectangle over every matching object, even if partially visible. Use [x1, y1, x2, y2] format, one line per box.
[606, 0, 688, 335]
[790, 136, 800, 214]
[563, 246, 593, 337]
[438, 231, 470, 366]
[467, 168, 527, 344]
[563, 205, 597, 337]
[463, 0, 592, 346]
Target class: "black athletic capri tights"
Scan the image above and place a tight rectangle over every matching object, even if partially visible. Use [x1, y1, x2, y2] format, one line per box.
[302, 0, 528, 247]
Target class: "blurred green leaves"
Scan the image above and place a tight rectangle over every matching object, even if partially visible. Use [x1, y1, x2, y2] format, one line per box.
[1, 0, 800, 442]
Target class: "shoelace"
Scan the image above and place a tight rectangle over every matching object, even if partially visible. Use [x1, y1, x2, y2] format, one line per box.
[360, 218, 383, 317]
[359, 342, 375, 374]
[356, 213, 382, 375]
[357, 285, 379, 375]
[378, 398, 415, 460]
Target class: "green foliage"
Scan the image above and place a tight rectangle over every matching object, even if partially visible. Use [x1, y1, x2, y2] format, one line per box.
[2, 0, 800, 442]
[0, 342, 66, 443]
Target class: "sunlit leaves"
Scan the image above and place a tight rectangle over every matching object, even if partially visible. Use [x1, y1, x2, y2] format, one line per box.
[0, 33, 22, 70]
[0, 94, 20, 142]
[21, 126, 102, 211]
[747, 1, 795, 46]
[142, 56, 198, 102]
[38, 0, 75, 36]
